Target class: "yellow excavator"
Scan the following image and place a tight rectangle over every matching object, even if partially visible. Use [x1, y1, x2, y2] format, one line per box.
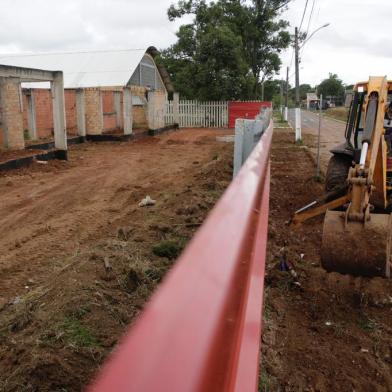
[292, 76, 392, 278]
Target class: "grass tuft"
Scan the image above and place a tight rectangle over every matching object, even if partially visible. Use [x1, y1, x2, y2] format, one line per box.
[61, 317, 99, 348]
[152, 240, 183, 260]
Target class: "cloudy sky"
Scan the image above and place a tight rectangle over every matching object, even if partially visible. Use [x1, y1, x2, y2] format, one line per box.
[278, 0, 392, 87]
[0, 0, 390, 87]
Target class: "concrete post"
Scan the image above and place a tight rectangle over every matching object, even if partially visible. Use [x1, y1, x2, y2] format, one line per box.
[173, 92, 180, 125]
[75, 89, 86, 137]
[51, 72, 67, 152]
[295, 108, 301, 141]
[84, 88, 103, 135]
[123, 87, 133, 135]
[0, 77, 25, 150]
[114, 91, 123, 129]
[26, 90, 37, 140]
[284, 107, 288, 122]
[233, 119, 244, 178]
[147, 91, 165, 131]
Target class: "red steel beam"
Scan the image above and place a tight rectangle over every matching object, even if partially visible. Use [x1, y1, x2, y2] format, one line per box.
[88, 121, 273, 392]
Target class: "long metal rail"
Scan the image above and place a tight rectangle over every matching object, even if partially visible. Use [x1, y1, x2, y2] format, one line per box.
[88, 120, 273, 392]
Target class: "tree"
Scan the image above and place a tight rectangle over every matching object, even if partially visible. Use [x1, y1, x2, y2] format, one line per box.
[289, 83, 313, 101]
[318, 73, 345, 99]
[161, 0, 291, 100]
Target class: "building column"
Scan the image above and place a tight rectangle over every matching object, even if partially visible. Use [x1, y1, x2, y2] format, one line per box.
[173, 92, 180, 125]
[0, 77, 25, 150]
[114, 91, 123, 129]
[51, 72, 67, 153]
[76, 89, 86, 137]
[123, 87, 133, 135]
[26, 90, 37, 140]
[84, 88, 103, 135]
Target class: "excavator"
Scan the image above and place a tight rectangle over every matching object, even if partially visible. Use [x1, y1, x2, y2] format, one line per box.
[292, 76, 392, 278]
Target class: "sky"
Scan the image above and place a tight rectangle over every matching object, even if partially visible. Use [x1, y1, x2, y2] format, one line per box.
[0, 0, 390, 87]
[278, 0, 392, 86]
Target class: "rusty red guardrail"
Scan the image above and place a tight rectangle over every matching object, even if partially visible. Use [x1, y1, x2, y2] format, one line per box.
[88, 119, 273, 392]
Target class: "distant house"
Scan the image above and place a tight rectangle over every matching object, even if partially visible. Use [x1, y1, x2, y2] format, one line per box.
[306, 93, 319, 110]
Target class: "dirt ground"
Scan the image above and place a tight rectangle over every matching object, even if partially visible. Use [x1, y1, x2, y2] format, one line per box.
[0, 128, 233, 391]
[262, 128, 392, 392]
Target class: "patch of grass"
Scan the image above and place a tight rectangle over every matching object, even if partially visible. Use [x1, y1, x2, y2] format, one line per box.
[152, 240, 183, 260]
[325, 107, 349, 122]
[264, 303, 272, 321]
[358, 315, 377, 332]
[212, 154, 219, 160]
[295, 139, 304, 146]
[259, 370, 272, 392]
[61, 317, 99, 348]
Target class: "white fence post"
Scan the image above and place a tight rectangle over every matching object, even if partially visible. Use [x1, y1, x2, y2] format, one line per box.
[173, 93, 179, 124]
[295, 108, 301, 141]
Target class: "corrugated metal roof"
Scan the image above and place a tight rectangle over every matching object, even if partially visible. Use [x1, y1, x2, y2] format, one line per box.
[0, 49, 146, 88]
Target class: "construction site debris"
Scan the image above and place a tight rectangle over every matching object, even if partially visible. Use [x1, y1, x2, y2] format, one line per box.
[138, 195, 156, 207]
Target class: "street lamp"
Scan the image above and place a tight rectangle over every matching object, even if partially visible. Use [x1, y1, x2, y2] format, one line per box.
[301, 23, 331, 48]
[294, 22, 330, 142]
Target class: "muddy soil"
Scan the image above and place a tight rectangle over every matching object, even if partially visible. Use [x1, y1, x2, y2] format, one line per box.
[262, 128, 392, 391]
[0, 128, 233, 391]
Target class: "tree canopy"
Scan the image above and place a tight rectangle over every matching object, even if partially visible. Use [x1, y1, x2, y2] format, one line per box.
[160, 0, 291, 100]
[317, 73, 345, 99]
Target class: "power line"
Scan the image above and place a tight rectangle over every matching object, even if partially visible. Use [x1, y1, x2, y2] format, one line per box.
[298, 0, 309, 32]
[305, 0, 316, 38]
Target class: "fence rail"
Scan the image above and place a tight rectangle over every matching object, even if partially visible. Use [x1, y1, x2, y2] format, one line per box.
[88, 118, 273, 392]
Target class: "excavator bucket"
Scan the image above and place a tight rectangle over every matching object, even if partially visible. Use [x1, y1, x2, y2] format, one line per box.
[321, 210, 392, 278]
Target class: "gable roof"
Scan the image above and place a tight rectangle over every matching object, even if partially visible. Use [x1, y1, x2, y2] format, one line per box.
[0, 48, 148, 89]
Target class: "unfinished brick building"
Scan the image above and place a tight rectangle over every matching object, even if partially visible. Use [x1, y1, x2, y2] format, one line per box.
[0, 47, 174, 150]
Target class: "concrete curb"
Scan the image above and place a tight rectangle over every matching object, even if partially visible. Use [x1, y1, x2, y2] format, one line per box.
[0, 149, 67, 172]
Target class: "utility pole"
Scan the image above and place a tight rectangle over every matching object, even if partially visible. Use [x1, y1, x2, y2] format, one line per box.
[261, 81, 265, 101]
[294, 27, 301, 141]
[295, 27, 300, 106]
[284, 66, 289, 121]
[280, 80, 283, 116]
[316, 94, 323, 178]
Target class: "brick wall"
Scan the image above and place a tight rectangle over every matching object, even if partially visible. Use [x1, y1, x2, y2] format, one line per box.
[131, 85, 148, 128]
[102, 91, 117, 132]
[0, 78, 25, 149]
[147, 90, 166, 131]
[65, 90, 77, 135]
[1, 84, 159, 147]
[84, 88, 103, 135]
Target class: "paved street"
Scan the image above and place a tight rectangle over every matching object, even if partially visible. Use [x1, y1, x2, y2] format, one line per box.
[288, 109, 346, 172]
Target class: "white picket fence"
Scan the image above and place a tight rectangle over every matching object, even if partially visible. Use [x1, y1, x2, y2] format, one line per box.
[165, 100, 228, 128]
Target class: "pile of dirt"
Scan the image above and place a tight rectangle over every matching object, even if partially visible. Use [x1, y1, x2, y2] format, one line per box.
[0, 129, 233, 391]
[261, 129, 392, 391]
